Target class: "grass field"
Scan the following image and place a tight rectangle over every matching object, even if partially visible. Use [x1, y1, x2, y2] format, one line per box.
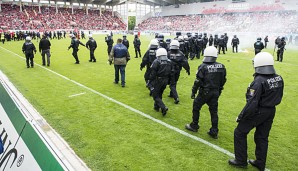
[0, 34, 297, 171]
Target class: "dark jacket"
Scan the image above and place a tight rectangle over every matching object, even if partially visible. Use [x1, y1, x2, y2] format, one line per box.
[39, 38, 51, 51]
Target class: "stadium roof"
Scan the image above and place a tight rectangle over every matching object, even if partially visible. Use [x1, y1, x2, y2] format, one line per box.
[60, 0, 205, 7]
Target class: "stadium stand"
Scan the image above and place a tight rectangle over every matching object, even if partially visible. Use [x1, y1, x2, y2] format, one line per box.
[0, 4, 126, 31]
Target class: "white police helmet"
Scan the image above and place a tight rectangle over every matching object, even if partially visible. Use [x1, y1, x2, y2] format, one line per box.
[178, 36, 184, 41]
[156, 48, 168, 57]
[150, 39, 159, 48]
[26, 36, 31, 41]
[184, 35, 188, 40]
[202, 46, 218, 62]
[253, 52, 275, 74]
[88, 34, 93, 38]
[170, 40, 180, 50]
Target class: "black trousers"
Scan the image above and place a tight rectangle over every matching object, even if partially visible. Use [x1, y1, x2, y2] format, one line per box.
[25, 53, 34, 67]
[192, 89, 219, 132]
[234, 108, 275, 170]
[72, 49, 79, 63]
[169, 70, 181, 100]
[277, 49, 284, 62]
[107, 46, 112, 55]
[134, 47, 141, 58]
[255, 49, 261, 55]
[89, 49, 96, 61]
[196, 47, 202, 59]
[152, 78, 168, 110]
[218, 45, 225, 54]
[232, 45, 238, 53]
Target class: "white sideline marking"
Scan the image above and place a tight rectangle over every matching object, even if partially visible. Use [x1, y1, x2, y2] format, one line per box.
[69, 92, 86, 98]
[0, 46, 271, 170]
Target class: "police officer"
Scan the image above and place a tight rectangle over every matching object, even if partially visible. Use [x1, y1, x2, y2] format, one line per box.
[224, 33, 229, 51]
[86, 34, 97, 62]
[218, 35, 225, 54]
[189, 34, 196, 60]
[185, 46, 226, 139]
[149, 48, 173, 116]
[264, 36, 269, 48]
[133, 35, 141, 58]
[22, 36, 37, 68]
[105, 34, 114, 58]
[184, 35, 190, 59]
[195, 34, 204, 59]
[39, 35, 51, 66]
[178, 36, 185, 55]
[209, 34, 213, 46]
[157, 34, 167, 49]
[275, 36, 281, 47]
[214, 34, 219, 49]
[68, 34, 85, 64]
[231, 35, 240, 53]
[202, 33, 208, 55]
[165, 39, 171, 51]
[140, 39, 159, 95]
[109, 38, 130, 87]
[168, 40, 190, 104]
[254, 37, 265, 55]
[229, 52, 284, 171]
[122, 34, 129, 49]
[81, 31, 86, 39]
[276, 37, 286, 62]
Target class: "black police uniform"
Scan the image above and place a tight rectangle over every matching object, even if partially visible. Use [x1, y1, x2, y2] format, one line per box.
[202, 35, 208, 55]
[233, 73, 284, 170]
[254, 40, 264, 55]
[218, 36, 225, 54]
[277, 39, 286, 62]
[168, 49, 190, 103]
[184, 38, 190, 59]
[195, 36, 203, 59]
[189, 36, 196, 59]
[231, 37, 240, 53]
[140, 46, 158, 94]
[122, 37, 129, 49]
[224, 34, 229, 51]
[105, 36, 114, 56]
[86, 38, 97, 62]
[22, 41, 37, 68]
[133, 36, 141, 58]
[188, 61, 226, 137]
[150, 56, 173, 116]
[214, 35, 219, 48]
[68, 37, 85, 64]
[209, 35, 213, 46]
[159, 40, 168, 50]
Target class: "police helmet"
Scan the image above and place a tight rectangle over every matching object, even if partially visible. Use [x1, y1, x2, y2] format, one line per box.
[170, 40, 180, 50]
[26, 36, 32, 41]
[202, 46, 218, 63]
[166, 39, 171, 43]
[123, 34, 127, 37]
[253, 52, 275, 75]
[156, 48, 168, 57]
[178, 36, 184, 42]
[176, 32, 182, 37]
[234, 35, 237, 38]
[88, 34, 93, 38]
[281, 37, 285, 41]
[204, 33, 207, 36]
[157, 34, 164, 41]
[184, 35, 188, 40]
[135, 34, 138, 38]
[149, 39, 159, 48]
[257, 37, 262, 41]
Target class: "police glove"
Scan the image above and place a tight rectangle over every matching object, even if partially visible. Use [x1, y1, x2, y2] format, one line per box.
[191, 92, 196, 99]
[186, 70, 190, 75]
[140, 66, 143, 71]
[109, 61, 112, 65]
[236, 117, 241, 122]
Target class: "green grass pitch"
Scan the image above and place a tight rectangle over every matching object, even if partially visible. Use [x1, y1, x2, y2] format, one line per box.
[0, 34, 297, 171]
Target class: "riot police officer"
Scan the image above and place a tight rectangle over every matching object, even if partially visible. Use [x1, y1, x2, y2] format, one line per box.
[86, 34, 97, 62]
[264, 36, 269, 48]
[184, 35, 190, 59]
[22, 36, 37, 68]
[254, 37, 264, 55]
[209, 34, 213, 46]
[218, 35, 225, 54]
[157, 34, 167, 49]
[68, 34, 85, 64]
[166, 39, 171, 50]
[185, 46, 226, 139]
[202, 33, 208, 55]
[133, 35, 141, 58]
[105, 34, 114, 57]
[224, 33, 229, 51]
[140, 39, 159, 95]
[231, 35, 240, 53]
[122, 34, 129, 49]
[214, 34, 219, 49]
[189, 34, 196, 60]
[178, 36, 186, 55]
[195, 34, 204, 59]
[150, 48, 173, 116]
[168, 40, 190, 104]
[229, 52, 284, 171]
[277, 37, 286, 62]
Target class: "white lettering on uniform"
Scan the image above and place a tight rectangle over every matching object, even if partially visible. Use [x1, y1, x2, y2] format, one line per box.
[267, 76, 282, 89]
[207, 64, 223, 73]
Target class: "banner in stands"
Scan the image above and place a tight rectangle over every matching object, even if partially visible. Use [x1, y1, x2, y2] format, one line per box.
[0, 77, 65, 170]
